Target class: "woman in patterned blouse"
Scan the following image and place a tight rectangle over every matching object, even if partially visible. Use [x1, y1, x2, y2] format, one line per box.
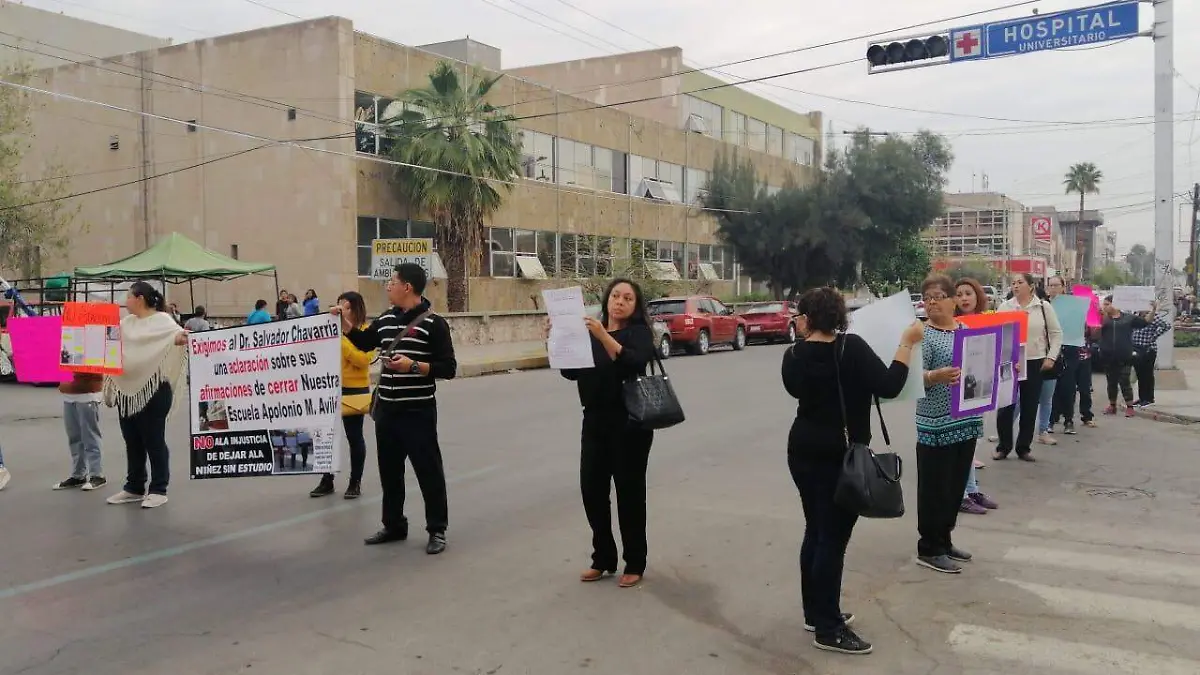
[914, 275, 984, 575]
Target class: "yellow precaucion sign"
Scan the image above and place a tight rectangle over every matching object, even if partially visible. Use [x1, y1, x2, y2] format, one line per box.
[370, 238, 434, 280]
[372, 239, 431, 256]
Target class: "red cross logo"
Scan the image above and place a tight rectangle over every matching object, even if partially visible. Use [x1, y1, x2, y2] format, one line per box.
[956, 32, 980, 55]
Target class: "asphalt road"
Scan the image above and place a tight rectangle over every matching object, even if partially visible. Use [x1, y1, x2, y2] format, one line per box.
[2, 343, 1200, 675]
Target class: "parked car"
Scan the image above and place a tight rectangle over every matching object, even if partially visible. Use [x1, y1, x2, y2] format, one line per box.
[584, 304, 672, 359]
[733, 301, 799, 343]
[647, 295, 747, 355]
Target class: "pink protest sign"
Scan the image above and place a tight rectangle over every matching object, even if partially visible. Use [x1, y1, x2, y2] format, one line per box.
[7, 315, 72, 383]
[1072, 285, 1103, 328]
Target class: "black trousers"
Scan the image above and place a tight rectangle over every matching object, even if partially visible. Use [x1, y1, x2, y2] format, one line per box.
[324, 414, 367, 484]
[1106, 359, 1134, 405]
[374, 406, 447, 534]
[1052, 349, 1094, 424]
[789, 454, 857, 638]
[916, 440, 976, 557]
[1133, 350, 1157, 403]
[580, 412, 653, 575]
[119, 384, 172, 496]
[997, 360, 1043, 456]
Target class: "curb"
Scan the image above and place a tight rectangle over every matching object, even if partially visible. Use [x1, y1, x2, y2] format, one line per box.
[370, 354, 549, 384]
[1131, 407, 1200, 426]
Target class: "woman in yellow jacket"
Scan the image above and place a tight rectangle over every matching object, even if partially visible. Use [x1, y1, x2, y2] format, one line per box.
[311, 291, 375, 499]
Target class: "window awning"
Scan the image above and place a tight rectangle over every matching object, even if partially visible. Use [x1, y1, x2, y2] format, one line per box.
[649, 261, 681, 281]
[515, 255, 548, 280]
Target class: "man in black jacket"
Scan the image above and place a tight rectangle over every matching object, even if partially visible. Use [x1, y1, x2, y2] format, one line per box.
[337, 263, 457, 553]
[1099, 295, 1148, 418]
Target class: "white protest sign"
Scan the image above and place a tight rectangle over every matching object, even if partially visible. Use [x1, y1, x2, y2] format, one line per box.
[542, 286, 594, 370]
[847, 290, 925, 402]
[187, 314, 343, 479]
[371, 238, 433, 281]
[1112, 286, 1155, 313]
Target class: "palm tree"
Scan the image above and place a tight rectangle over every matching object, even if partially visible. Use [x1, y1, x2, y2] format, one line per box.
[384, 61, 522, 312]
[1063, 162, 1103, 276]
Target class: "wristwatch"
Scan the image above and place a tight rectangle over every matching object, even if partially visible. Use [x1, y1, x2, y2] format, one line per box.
[409, 361, 421, 374]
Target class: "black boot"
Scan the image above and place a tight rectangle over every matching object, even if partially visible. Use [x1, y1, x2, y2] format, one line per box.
[426, 532, 447, 555]
[343, 480, 361, 500]
[309, 475, 335, 498]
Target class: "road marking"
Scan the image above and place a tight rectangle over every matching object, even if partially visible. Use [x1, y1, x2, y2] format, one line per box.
[0, 464, 500, 603]
[1026, 518, 1200, 555]
[1002, 546, 1200, 587]
[948, 624, 1200, 675]
[997, 578, 1200, 630]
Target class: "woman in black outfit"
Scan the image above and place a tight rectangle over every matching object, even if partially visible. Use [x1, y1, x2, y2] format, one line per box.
[782, 287, 923, 655]
[559, 278, 656, 589]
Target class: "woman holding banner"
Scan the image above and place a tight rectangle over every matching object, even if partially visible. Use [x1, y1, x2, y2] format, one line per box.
[103, 281, 189, 509]
[994, 274, 1062, 462]
[311, 291, 375, 499]
[953, 278, 999, 516]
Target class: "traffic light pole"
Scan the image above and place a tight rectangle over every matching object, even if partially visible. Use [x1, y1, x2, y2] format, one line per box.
[1153, 0, 1175, 369]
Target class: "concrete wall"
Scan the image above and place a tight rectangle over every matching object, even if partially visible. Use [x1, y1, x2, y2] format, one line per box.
[21, 17, 358, 317]
[0, 1, 170, 72]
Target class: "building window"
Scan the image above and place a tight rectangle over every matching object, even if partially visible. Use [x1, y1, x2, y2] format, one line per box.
[520, 130, 554, 181]
[767, 125, 783, 157]
[726, 111, 747, 147]
[488, 227, 516, 278]
[354, 91, 378, 154]
[593, 147, 614, 192]
[628, 154, 656, 195]
[681, 95, 723, 138]
[746, 117, 767, 153]
[784, 132, 816, 166]
[657, 162, 683, 199]
[537, 231, 558, 275]
[685, 167, 709, 204]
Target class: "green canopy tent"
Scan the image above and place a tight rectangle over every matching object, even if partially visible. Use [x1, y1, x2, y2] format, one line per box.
[74, 233, 278, 308]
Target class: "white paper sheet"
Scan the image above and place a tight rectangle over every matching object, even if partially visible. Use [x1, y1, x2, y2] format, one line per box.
[847, 290, 925, 402]
[1112, 285, 1155, 313]
[541, 286, 595, 370]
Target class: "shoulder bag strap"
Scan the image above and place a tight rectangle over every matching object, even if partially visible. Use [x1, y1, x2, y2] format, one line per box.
[371, 309, 434, 364]
[637, 323, 667, 378]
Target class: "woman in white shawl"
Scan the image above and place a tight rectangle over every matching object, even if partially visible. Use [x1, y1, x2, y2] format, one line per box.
[104, 281, 189, 509]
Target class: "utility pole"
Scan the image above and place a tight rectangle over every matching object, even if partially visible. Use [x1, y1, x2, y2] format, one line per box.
[1189, 183, 1200, 294]
[1153, 0, 1176, 369]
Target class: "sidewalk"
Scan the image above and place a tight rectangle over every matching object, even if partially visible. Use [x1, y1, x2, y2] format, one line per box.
[370, 339, 547, 383]
[1129, 348, 1200, 425]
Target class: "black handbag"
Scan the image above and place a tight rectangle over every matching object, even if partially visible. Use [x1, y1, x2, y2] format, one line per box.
[1039, 304, 1066, 380]
[623, 342, 685, 430]
[831, 335, 905, 519]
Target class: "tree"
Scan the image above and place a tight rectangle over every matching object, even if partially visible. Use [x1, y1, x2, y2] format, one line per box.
[0, 68, 75, 277]
[1064, 162, 1103, 273]
[1092, 263, 1133, 288]
[833, 130, 953, 292]
[860, 231, 932, 296]
[1124, 244, 1154, 285]
[940, 256, 1005, 287]
[384, 61, 522, 311]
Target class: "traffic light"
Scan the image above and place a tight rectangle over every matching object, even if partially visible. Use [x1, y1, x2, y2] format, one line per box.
[866, 34, 950, 74]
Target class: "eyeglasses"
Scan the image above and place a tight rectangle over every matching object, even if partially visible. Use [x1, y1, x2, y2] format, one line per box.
[923, 294, 950, 302]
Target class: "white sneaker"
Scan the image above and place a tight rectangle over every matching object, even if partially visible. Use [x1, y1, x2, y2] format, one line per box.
[106, 490, 145, 505]
[141, 493, 168, 509]
[0, 466, 10, 491]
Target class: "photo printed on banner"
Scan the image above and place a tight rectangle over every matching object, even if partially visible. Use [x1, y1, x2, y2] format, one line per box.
[951, 325, 1002, 418]
[187, 314, 343, 479]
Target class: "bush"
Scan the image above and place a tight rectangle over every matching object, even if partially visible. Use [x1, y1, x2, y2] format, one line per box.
[1175, 330, 1200, 348]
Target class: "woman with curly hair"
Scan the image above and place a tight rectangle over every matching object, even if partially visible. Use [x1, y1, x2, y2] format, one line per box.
[782, 286, 923, 655]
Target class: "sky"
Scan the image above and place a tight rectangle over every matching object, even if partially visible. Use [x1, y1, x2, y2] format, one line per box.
[17, 0, 1200, 262]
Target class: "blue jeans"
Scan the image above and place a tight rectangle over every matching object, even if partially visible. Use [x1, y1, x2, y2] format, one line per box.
[964, 464, 979, 497]
[0, 442, 5, 465]
[1014, 378, 1057, 433]
[64, 401, 103, 477]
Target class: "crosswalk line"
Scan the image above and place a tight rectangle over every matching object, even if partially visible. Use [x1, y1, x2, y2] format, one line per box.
[997, 578, 1200, 630]
[948, 624, 1200, 675]
[1002, 546, 1200, 587]
[1026, 518, 1200, 555]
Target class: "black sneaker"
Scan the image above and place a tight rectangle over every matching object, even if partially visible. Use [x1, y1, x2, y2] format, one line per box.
[1063, 422, 1077, 435]
[916, 555, 962, 574]
[310, 476, 335, 498]
[343, 480, 361, 500]
[426, 532, 447, 555]
[804, 613, 855, 633]
[52, 476, 87, 490]
[947, 546, 973, 563]
[82, 476, 108, 491]
[813, 626, 872, 655]
[364, 528, 407, 545]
